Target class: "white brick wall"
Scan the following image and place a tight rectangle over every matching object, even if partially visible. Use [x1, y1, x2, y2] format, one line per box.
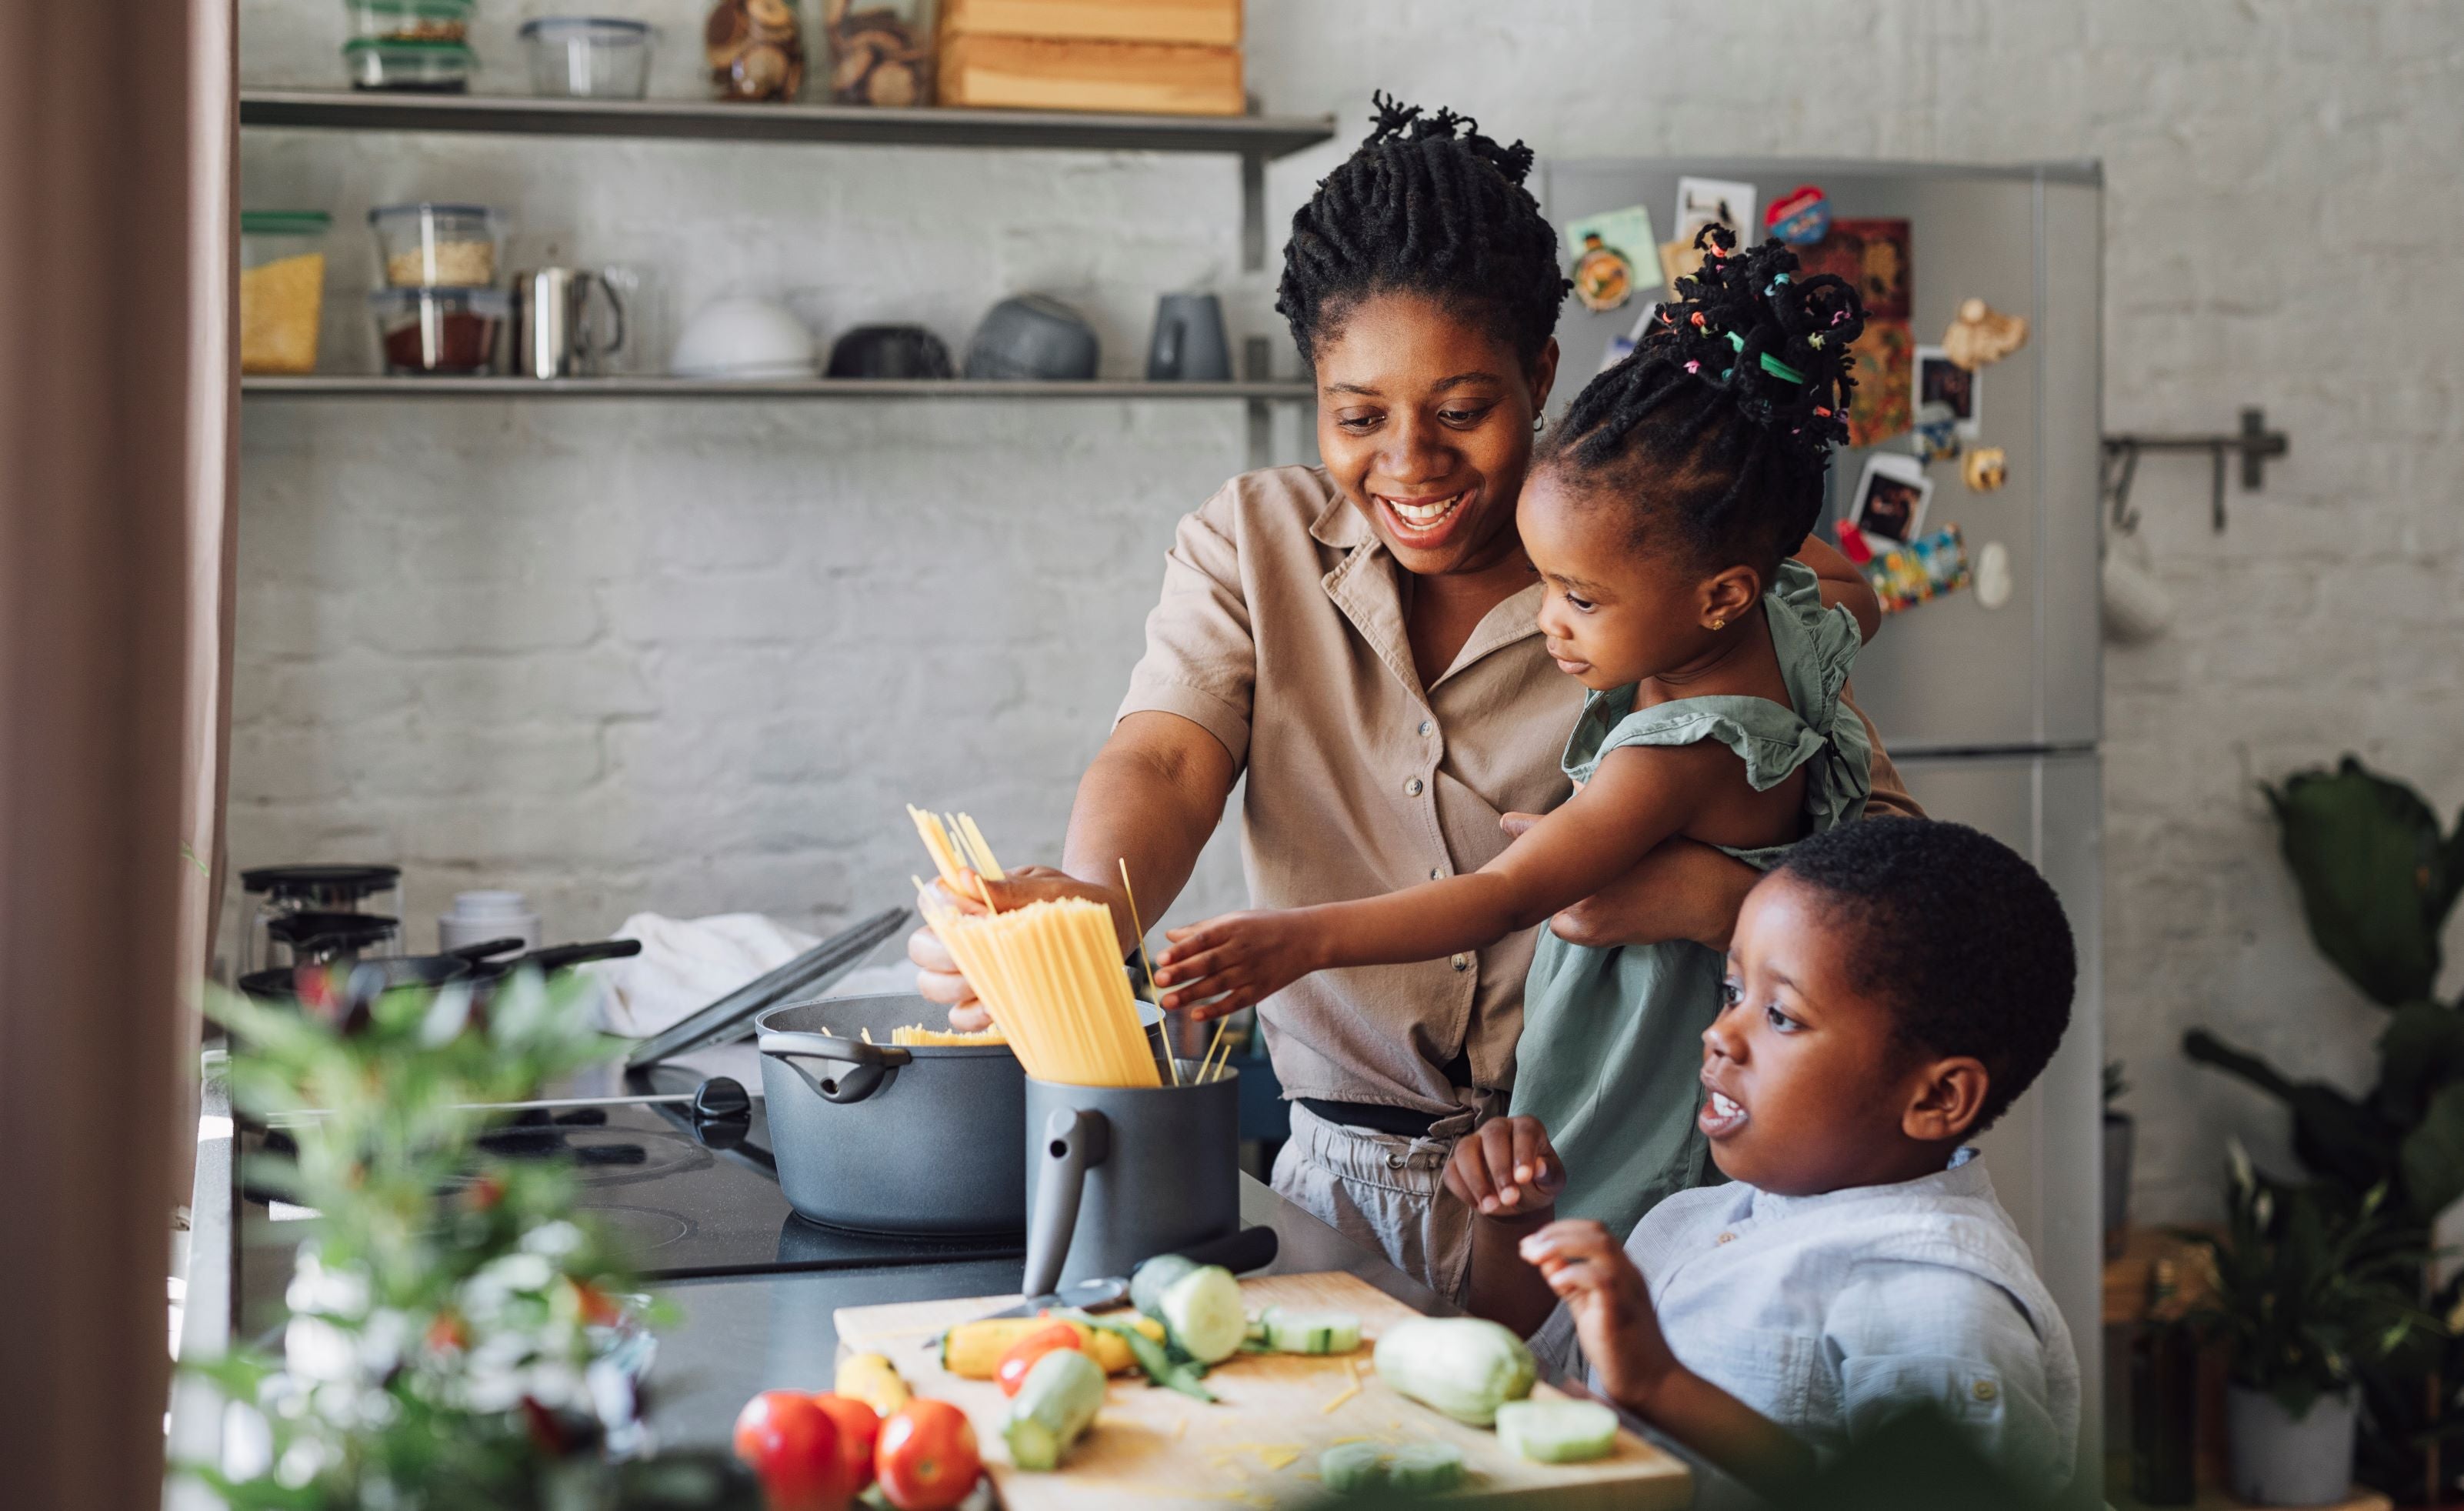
[235, 0, 2464, 1220]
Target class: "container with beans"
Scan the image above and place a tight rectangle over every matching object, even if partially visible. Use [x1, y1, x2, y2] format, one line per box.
[366, 202, 507, 375]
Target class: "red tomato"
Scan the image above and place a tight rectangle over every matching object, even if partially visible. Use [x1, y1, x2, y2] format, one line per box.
[875, 1399, 981, 1511]
[995, 1322, 1084, 1398]
[732, 1391, 850, 1511]
[808, 1393, 879, 1492]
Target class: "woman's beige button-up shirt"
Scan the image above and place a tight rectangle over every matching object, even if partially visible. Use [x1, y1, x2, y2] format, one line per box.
[1117, 465, 1916, 1116]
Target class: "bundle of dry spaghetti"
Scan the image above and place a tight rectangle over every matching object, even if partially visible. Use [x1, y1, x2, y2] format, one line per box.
[909, 806, 1159, 1089]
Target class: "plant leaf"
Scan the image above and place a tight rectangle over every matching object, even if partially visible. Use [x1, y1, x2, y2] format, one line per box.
[2186, 1029, 2400, 1192]
[2401, 1082, 2464, 1223]
[2266, 759, 2456, 1007]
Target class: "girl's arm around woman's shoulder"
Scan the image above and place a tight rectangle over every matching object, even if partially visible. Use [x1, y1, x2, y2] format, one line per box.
[1794, 536, 1882, 643]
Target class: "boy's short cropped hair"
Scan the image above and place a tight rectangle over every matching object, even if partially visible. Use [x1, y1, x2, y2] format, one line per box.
[1772, 819, 2075, 1132]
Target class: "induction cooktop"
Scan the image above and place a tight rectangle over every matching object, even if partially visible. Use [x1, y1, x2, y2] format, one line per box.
[489, 1100, 1025, 1280]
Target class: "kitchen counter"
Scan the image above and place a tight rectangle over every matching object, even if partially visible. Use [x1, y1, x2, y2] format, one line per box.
[177, 1056, 1747, 1508]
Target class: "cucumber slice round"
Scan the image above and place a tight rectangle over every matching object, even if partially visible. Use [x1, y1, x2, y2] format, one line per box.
[1158, 1264, 1246, 1363]
[1319, 1442, 1388, 1496]
[1259, 1306, 1362, 1354]
[1495, 1399, 1619, 1463]
[1129, 1253, 1202, 1322]
[1385, 1441, 1466, 1494]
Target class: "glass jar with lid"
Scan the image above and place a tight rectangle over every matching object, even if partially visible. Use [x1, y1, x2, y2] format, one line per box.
[822, 0, 936, 105]
[239, 211, 331, 375]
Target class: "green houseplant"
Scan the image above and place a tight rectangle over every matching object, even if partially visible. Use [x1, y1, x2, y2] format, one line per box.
[2183, 1149, 2432, 1504]
[2182, 756, 2464, 1499]
[178, 966, 755, 1509]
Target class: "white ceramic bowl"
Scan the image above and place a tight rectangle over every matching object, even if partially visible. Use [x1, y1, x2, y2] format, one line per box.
[670, 296, 815, 379]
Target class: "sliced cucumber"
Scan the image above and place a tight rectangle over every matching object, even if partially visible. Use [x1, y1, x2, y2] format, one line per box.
[1385, 1442, 1466, 1494]
[1319, 1442, 1388, 1496]
[1002, 1349, 1107, 1471]
[1129, 1253, 1202, 1322]
[1257, 1306, 1362, 1355]
[1495, 1399, 1619, 1464]
[1372, 1316, 1536, 1426]
[1157, 1264, 1246, 1363]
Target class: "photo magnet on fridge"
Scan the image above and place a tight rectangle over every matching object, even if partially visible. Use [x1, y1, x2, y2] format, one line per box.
[1567, 205, 1655, 313]
[1674, 176, 1759, 249]
[1845, 319, 1914, 448]
[1795, 218, 1912, 322]
[1916, 345, 1981, 437]
[1864, 525, 1972, 616]
[1849, 452, 1934, 546]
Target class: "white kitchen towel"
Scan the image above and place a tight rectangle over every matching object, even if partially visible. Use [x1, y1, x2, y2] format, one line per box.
[590, 910, 925, 1040]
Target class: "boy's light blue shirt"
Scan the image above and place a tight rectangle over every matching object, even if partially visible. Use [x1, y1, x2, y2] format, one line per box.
[1532, 1150, 2079, 1489]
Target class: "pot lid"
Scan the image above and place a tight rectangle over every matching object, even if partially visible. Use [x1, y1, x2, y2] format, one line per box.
[242, 862, 400, 896]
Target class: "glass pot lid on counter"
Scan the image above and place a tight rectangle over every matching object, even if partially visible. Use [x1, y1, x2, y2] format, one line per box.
[240, 863, 402, 972]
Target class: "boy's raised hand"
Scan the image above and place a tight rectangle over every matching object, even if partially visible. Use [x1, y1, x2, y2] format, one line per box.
[1445, 1115, 1566, 1218]
[1153, 909, 1327, 1021]
[1520, 1220, 1680, 1413]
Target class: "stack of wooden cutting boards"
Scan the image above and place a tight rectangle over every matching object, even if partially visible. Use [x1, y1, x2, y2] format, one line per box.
[938, 0, 1244, 116]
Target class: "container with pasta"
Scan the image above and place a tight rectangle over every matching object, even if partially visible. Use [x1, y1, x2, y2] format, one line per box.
[239, 211, 331, 375]
[368, 202, 505, 290]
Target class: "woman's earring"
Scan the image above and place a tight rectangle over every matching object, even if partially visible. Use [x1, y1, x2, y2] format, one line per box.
[1712, 617, 1727, 631]
[1532, 415, 1545, 433]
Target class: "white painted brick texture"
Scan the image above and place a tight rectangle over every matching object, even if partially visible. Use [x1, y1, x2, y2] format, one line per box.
[234, 0, 2464, 1220]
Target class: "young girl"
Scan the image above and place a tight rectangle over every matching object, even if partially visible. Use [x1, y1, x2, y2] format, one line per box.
[1155, 226, 1879, 1237]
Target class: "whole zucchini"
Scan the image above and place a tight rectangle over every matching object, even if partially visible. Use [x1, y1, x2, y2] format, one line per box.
[1372, 1316, 1536, 1426]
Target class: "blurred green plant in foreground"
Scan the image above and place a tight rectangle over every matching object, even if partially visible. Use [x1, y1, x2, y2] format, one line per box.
[177, 967, 749, 1509]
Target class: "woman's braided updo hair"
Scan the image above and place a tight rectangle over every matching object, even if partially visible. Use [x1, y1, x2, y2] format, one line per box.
[1544, 223, 1868, 578]
[1277, 93, 1569, 371]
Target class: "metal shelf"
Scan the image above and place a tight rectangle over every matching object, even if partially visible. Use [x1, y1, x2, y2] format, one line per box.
[242, 375, 1316, 402]
[238, 89, 1335, 158]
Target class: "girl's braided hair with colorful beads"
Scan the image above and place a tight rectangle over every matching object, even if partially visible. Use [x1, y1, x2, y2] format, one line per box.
[1544, 223, 1869, 578]
[1277, 92, 1569, 371]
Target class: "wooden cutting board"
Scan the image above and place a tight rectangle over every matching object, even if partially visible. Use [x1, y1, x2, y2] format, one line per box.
[834, 1271, 1691, 1509]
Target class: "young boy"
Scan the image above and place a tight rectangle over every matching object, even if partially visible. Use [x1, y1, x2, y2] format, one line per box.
[1448, 819, 2080, 1495]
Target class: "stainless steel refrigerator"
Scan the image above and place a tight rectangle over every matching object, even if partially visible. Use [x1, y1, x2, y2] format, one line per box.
[1540, 158, 2106, 1487]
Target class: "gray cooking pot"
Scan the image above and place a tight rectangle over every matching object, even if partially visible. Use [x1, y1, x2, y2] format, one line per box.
[755, 992, 1026, 1236]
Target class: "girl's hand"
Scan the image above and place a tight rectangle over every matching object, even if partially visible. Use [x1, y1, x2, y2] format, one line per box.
[911, 865, 1125, 1030]
[1444, 1116, 1567, 1219]
[1520, 1220, 1682, 1414]
[1152, 910, 1326, 1021]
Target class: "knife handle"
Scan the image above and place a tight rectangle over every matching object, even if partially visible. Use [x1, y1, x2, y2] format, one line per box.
[1181, 1223, 1279, 1276]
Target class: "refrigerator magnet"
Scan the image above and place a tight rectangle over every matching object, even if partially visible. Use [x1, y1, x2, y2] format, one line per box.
[1850, 452, 1933, 546]
[1864, 525, 1972, 615]
[1963, 445, 2009, 492]
[1834, 519, 1876, 565]
[1567, 205, 1655, 313]
[1942, 298, 2029, 369]
[1675, 176, 1759, 250]
[1974, 541, 2014, 610]
[1916, 345, 1980, 437]
[1764, 185, 1831, 246]
[1912, 399, 1962, 463]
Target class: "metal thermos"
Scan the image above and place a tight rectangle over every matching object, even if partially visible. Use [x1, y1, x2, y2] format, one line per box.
[1020, 1064, 1242, 1295]
[509, 267, 626, 378]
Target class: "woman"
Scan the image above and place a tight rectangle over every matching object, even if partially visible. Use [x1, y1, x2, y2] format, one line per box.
[911, 98, 1919, 1299]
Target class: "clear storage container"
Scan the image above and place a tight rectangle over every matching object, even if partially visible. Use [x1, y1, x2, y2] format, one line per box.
[372, 287, 509, 373]
[368, 202, 505, 288]
[521, 17, 655, 98]
[343, 37, 476, 92]
[343, 0, 473, 43]
[239, 211, 331, 375]
[824, 0, 935, 105]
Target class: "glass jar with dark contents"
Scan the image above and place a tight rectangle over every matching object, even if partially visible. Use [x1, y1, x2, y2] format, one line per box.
[370, 288, 508, 375]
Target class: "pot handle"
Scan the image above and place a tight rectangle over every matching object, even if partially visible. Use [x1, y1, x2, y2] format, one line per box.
[757, 1029, 915, 1105]
[1021, 1106, 1109, 1299]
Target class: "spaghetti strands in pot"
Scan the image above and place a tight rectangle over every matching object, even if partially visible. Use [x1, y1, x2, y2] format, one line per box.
[907, 808, 1159, 1088]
